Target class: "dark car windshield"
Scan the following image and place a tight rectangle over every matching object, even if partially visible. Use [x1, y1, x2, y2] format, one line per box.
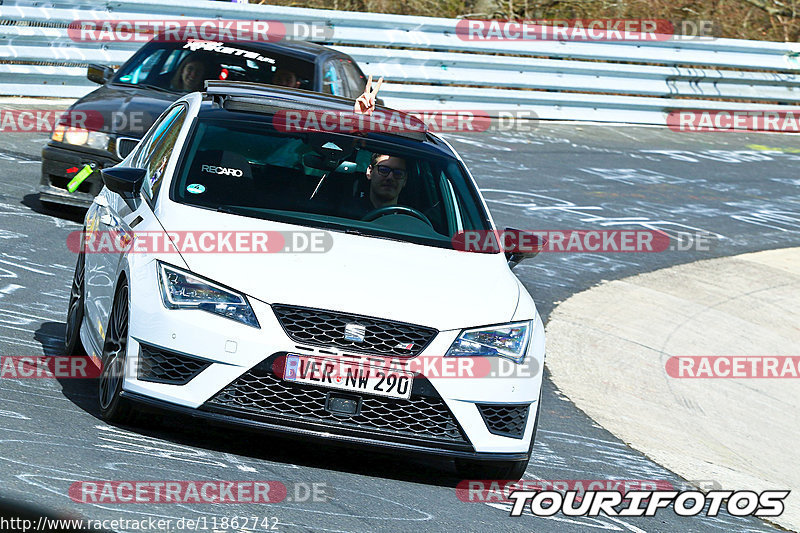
[113, 40, 314, 93]
[171, 118, 492, 249]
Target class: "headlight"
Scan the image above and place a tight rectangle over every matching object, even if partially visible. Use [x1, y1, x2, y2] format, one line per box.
[64, 127, 89, 145]
[445, 321, 532, 364]
[53, 126, 110, 150]
[157, 262, 260, 328]
[51, 124, 66, 142]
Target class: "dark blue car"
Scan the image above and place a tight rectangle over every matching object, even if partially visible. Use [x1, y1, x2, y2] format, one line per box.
[40, 38, 369, 208]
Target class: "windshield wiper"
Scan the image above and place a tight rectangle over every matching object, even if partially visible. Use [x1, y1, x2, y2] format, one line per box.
[341, 227, 407, 243]
[217, 205, 251, 216]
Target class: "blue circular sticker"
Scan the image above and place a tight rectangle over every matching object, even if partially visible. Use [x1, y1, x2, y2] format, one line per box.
[186, 183, 205, 194]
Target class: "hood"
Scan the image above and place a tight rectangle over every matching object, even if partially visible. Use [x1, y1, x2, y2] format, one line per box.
[67, 83, 178, 138]
[157, 204, 520, 332]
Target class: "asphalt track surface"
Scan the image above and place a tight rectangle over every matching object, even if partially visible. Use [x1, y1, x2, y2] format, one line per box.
[0, 118, 798, 533]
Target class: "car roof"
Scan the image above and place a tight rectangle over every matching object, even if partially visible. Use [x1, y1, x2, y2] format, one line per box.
[205, 80, 364, 110]
[195, 81, 454, 152]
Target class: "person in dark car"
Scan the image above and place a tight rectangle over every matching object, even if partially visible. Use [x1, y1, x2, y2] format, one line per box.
[39, 40, 377, 209]
[272, 68, 302, 88]
[170, 53, 217, 92]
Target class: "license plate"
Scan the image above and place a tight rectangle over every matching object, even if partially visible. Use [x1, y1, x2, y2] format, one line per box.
[283, 354, 412, 400]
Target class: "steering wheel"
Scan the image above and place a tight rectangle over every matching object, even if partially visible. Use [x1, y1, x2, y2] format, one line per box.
[361, 205, 434, 228]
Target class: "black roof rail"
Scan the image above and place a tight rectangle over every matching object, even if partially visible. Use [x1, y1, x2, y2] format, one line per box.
[203, 80, 428, 141]
[205, 80, 353, 109]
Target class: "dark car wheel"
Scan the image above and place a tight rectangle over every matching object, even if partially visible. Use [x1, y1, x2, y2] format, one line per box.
[64, 251, 87, 356]
[98, 279, 136, 424]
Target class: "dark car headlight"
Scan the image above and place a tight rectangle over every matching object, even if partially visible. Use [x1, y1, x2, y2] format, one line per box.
[52, 124, 110, 151]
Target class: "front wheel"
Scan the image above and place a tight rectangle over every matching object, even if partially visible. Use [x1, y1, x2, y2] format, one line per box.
[64, 252, 87, 356]
[98, 279, 136, 424]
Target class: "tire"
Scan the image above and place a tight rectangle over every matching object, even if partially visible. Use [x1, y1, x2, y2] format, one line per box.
[98, 278, 136, 424]
[64, 251, 87, 356]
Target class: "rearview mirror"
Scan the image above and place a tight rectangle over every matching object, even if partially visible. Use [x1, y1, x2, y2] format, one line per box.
[302, 152, 357, 172]
[302, 153, 338, 171]
[87, 64, 114, 84]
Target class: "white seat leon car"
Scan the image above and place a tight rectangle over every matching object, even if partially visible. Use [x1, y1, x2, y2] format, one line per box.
[64, 81, 545, 480]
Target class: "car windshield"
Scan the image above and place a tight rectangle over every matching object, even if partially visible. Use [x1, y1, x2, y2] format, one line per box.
[170, 117, 492, 249]
[113, 40, 314, 93]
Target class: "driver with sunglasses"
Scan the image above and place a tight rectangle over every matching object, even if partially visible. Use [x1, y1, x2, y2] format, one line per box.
[343, 153, 408, 218]
[341, 152, 447, 234]
[364, 153, 407, 209]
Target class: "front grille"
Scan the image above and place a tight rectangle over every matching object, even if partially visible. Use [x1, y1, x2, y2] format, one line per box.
[271, 304, 437, 357]
[203, 358, 467, 446]
[138, 344, 211, 385]
[115, 137, 139, 159]
[477, 404, 529, 439]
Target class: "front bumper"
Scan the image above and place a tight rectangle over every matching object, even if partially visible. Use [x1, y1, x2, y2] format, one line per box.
[122, 260, 545, 457]
[121, 389, 532, 462]
[39, 143, 118, 207]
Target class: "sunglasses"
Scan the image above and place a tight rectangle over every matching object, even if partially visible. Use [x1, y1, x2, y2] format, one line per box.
[373, 164, 407, 180]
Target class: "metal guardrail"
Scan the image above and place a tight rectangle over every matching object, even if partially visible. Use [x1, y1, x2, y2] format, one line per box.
[2, 0, 800, 124]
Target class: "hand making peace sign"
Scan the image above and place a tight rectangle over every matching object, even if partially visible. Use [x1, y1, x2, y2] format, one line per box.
[354, 75, 383, 115]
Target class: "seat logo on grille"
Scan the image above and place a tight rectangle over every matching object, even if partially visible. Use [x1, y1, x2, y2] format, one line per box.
[343, 323, 366, 342]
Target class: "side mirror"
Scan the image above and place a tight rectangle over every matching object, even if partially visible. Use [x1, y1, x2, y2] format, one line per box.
[101, 167, 145, 200]
[504, 228, 546, 269]
[87, 64, 114, 84]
